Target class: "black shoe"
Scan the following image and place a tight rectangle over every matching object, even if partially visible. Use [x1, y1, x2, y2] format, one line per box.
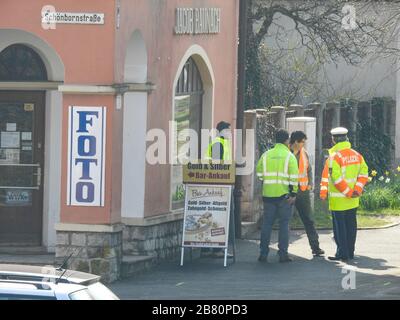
[312, 248, 325, 256]
[328, 256, 341, 261]
[258, 255, 267, 263]
[328, 256, 348, 262]
[279, 256, 293, 263]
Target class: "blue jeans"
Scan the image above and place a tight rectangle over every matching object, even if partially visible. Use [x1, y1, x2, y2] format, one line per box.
[260, 198, 294, 257]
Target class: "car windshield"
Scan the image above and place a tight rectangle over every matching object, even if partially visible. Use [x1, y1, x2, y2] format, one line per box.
[86, 282, 119, 300]
[69, 283, 119, 300]
[68, 288, 93, 300]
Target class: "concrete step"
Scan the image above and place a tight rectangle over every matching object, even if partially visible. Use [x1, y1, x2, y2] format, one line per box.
[241, 221, 260, 239]
[121, 255, 157, 279]
[0, 254, 56, 266]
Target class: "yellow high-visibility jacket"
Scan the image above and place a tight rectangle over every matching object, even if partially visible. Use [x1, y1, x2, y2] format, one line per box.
[256, 143, 299, 198]
[320, 141, 369, 211]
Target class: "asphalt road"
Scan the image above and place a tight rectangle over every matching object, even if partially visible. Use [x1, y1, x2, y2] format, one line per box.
[110, 225, 400, 300]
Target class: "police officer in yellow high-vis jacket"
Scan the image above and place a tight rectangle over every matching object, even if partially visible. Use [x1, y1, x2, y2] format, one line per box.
[205, 121, 232, 162]
[202, 121, 234, 258]
[320, 127, 369, 262]
[256, 129, 299, 263]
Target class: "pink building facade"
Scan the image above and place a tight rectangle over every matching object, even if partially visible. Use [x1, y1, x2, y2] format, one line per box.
[0, 0, 239, 281]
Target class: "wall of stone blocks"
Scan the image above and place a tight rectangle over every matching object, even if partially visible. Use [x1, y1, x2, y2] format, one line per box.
[56, 231, 122, 283]
[122, 220, 183, 260]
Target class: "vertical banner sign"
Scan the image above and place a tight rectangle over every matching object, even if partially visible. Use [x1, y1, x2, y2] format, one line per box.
[67, 106, 106, 207]
[182, 184, 231, 248]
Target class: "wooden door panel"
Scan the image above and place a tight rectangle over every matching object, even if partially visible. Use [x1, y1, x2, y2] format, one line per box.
[0, 91, 45, 245]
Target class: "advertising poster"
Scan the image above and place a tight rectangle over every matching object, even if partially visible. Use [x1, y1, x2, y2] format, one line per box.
[182, 184, 231, 248]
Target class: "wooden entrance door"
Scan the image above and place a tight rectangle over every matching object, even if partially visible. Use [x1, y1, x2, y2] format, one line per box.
[0, 91, 45, 246]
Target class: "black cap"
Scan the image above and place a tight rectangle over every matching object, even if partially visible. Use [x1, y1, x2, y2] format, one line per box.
[216, 121, 231, 132]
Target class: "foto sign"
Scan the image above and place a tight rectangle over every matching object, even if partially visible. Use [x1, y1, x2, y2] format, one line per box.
[67, 106, 106, 207]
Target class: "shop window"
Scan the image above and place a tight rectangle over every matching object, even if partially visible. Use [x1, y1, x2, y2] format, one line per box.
[0, 44, 47, 81]
[171, 58, 204, 211]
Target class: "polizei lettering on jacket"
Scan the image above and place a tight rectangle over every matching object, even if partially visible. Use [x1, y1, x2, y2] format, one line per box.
[67, 106, 106, 206]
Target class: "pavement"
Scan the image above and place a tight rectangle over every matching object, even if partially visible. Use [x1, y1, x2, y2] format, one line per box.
[109, 224, 400, 300]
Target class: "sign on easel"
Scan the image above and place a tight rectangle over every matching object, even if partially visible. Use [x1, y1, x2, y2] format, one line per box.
[182, 184, 231, 247]
[180, 162, 235, 267]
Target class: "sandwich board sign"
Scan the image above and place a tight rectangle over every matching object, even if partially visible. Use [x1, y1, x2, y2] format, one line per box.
[180, 162, 235, 267]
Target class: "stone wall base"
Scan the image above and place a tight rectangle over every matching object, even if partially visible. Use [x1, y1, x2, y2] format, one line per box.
[55, 220, 183, 283]
[123, 220, 183, 260]
[56, 230, 122, 283]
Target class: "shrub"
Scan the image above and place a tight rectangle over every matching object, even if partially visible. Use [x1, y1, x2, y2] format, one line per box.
[360, 186, 392, 211]
[360, 167, 400, 211]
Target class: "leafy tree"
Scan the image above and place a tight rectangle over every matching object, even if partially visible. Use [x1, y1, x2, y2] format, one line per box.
[245, 0, 400, 109]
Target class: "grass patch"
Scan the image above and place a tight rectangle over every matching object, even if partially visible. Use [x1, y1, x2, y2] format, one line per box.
[289, 211, 391, 229]
[358, 208, 400, 216]
[286, 199, 395, 229]
[356, 215, 390, 228]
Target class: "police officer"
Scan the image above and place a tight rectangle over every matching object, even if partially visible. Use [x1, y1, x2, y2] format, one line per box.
[290, 131, 325, 257]
[257, 129, 299, 263]
[205, 121, 232, 162]
[202, 121, 234, 258]
[320, 127, 369, 261]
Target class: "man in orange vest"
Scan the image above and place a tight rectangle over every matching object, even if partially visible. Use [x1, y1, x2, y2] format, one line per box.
[290, 131, 325, 256]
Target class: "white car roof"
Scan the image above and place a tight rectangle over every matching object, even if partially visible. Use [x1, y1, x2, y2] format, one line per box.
[0, 279, 89, 299]
[0, 264, 100, 285]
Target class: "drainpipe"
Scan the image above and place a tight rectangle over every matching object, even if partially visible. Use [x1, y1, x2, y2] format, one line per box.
[235, 0, 249, 239]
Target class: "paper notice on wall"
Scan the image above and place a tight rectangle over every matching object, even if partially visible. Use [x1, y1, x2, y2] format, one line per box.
[0, 149, 20, 164]
[21, 132, 32, 141]
[21, 141, 33, 151]
[5, 190, 32, 206]
[6, 123, 17, 132]
[1, 132, 20, 148]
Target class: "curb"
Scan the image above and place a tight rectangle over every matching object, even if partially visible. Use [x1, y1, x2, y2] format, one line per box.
[273, 221, 400, 232]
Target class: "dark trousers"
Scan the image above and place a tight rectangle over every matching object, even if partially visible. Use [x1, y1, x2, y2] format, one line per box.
[331, 212, 339, 256]
[295, 190, 320, 252]
[332, 208, 357, 259]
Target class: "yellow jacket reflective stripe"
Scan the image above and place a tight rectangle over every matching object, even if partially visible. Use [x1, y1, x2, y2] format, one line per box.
[256, 143, 299, 198]
[320, 141, 369, 211]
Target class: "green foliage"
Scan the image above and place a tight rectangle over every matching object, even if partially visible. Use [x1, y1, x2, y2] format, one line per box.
[172, 184, 185, 202]
[356, 99, 394, 175]
[360, 172, 400, 211]
[245, 35, 263, 109]
[256, 115, 276, 154]
[361, 187, 392, 211]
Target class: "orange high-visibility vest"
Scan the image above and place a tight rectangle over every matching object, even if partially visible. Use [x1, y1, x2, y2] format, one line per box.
[298, 148, 309, 191]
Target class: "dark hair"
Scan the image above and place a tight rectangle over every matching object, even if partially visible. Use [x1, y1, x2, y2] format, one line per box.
[216, 121, 230, 132]
[275, 129, 289, 144]
[332, 135, 348, 143]
[290, 131, 307, 144]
